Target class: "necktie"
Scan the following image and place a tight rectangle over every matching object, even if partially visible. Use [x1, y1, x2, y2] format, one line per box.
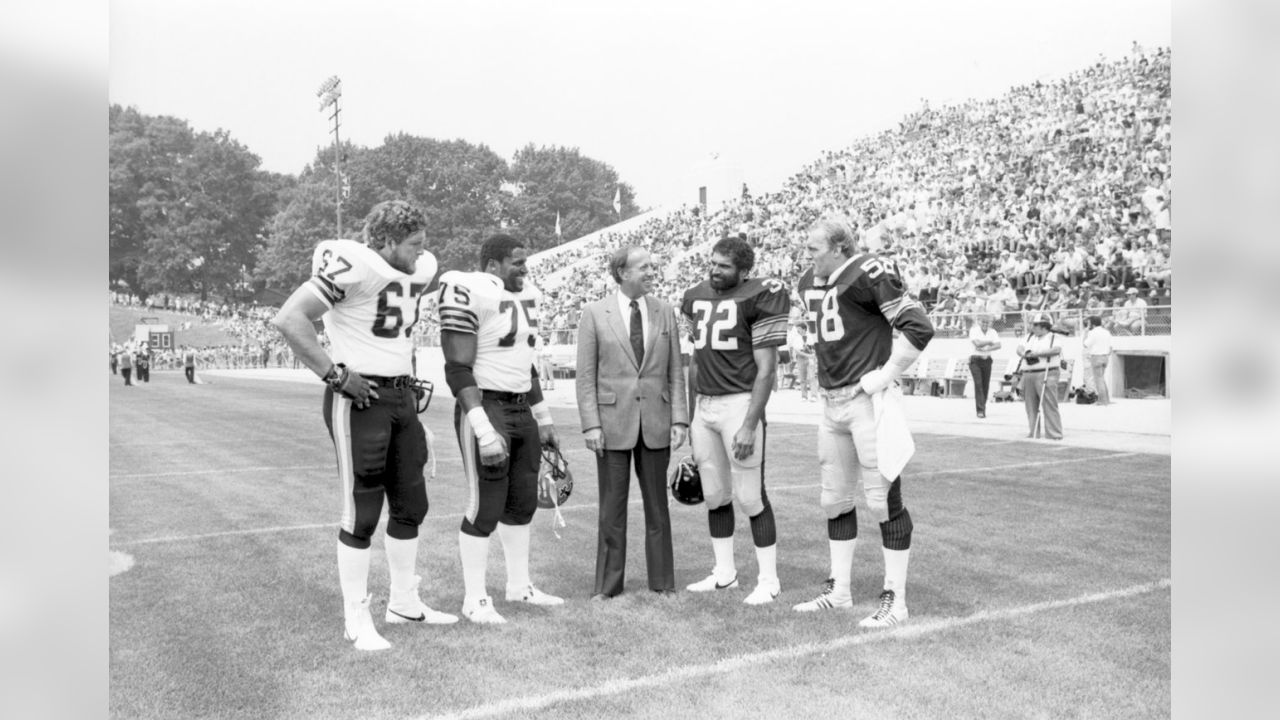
[629, 299, 645, 365]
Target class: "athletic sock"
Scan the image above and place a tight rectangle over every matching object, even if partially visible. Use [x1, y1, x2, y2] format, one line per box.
[883, 547, 910, 603]
[754, 543, 778, 585]
[830, 538, 856, 597]
[336, 540, 371, 605]
[496, 522, 531, 590]
[384, 535, 419, 595]
[458, 531, 490, 604]
[711, 536, 736, 580]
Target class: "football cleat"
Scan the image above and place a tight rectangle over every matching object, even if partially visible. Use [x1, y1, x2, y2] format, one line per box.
[743, 578, 781, 605]
[505, 584, 565, 606]
[344, 595, 391, 651]
[537, 447, 574, 509]
[668, 456, 705, 505]
[686, 572, 739, 592]
[386, 575, 459, 625]
[858, 589, 908, 628]
[462, 596, 507, 624]
[792, 578, 853, 612]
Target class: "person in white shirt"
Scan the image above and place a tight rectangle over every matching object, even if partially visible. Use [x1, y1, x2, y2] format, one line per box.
[968, 315, 1001, 419]
[1081, 316, 1114, 405]
[1015, 313, 1064, 440]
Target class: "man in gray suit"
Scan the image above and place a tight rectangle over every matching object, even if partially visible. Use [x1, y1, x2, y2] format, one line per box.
[576, 246, 689, 599]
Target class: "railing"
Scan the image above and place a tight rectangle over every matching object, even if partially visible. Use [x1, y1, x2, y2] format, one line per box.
[926, 306, 1171, 338]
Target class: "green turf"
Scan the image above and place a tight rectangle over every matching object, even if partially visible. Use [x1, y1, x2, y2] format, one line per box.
[109, 373, 1170, 720]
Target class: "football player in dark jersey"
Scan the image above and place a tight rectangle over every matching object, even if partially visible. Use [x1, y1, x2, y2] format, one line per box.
[793, 216, 935, 628]
[680, 235, 790, 605]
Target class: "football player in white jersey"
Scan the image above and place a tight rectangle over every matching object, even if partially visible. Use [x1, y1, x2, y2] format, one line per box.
[272, 200, 457, 652]
[437, 233, 564, 624]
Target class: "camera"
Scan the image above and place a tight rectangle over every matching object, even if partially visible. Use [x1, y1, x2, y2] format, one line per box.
[1024, 356, 1041, 366]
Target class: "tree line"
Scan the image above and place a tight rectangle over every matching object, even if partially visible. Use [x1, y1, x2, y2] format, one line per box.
[109, 104, 638, 301]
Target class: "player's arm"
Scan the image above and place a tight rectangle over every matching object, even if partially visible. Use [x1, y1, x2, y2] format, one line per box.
[859, 274, 937, 396]
[527, 365, 559, 450]
[270, 285, 377, 407]
[441, 329, 507, 466]
[733, 344, 777, 460]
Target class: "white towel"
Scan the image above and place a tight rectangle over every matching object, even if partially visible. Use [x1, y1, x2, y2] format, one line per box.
[871, 384, 915, 480]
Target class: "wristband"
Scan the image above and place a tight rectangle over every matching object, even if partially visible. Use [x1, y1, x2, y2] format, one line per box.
[530, 401, 553, 427]
[321, 363, 340, 384]
[466, 406, 499, 445]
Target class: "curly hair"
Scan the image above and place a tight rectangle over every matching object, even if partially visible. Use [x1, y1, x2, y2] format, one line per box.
[363, 200, 426, 249]
[711, 235, 755, 274]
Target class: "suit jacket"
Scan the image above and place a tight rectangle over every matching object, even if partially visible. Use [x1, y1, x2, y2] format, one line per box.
[576, 292, 688, 449]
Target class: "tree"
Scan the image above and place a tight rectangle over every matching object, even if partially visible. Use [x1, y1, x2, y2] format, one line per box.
[505, 144, 637, 251]
[109, 105, 278, 300]
[109, 106, 195, 297]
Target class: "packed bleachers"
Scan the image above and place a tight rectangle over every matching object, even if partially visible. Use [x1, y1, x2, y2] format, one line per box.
[529, 46, 1172, 339]
[113, 46, 1171, 362]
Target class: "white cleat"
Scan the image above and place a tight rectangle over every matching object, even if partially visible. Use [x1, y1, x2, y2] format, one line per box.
[344, 595, 391, 651]
[685, 572, 739, 593]
[858, 589, 908, 628]
[462, 596, 507, 624]
[743, 578, 781, 605]
[386, 575, 459, 625]
[791, 578, 853, 612]
[505, 584, 565, 606]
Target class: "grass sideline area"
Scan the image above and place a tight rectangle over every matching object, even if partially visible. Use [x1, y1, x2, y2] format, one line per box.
[109, 373, 1170, 719]
[109, 304, 243, 347]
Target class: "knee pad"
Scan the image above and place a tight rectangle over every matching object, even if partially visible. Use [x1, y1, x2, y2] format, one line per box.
[387, 481, 428, 539]
[860, 466, 890, 525]
[338, 528, 372, 550]
[702, 482, 732, 511]
[460, 517, 494, 538]
[735, 472, 766, 517]
[820, 486, 856, 519]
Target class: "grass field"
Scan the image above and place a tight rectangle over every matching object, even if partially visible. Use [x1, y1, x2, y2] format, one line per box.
[109, 371, 1170, 720]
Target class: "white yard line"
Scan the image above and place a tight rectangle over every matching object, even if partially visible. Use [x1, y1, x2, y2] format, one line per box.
[111, 465, 331, 480]
[111, 452, 1144, 546]
[414, 578, 1172, 720]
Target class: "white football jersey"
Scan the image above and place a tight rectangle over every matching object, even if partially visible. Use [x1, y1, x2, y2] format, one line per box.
[304, 239, 439, 377]
[435, 270, 541, 392]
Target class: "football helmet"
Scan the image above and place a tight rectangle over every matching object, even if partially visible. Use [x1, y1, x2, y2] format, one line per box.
[537, 446, 573, 510]
[668, 456, 704, 505]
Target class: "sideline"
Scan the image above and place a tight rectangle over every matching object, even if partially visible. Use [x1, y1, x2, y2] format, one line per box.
[415, 578, 1172, 720]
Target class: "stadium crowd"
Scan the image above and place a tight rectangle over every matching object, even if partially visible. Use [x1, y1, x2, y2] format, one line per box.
[529, 46, 1171, 339]
[113, 47, 1170, 366]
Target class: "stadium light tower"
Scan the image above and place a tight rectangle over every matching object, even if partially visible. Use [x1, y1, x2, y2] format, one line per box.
[316, 75, 343, 238]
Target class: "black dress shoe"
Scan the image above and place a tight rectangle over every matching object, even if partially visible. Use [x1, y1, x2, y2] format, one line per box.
[652, 589, 676, 596]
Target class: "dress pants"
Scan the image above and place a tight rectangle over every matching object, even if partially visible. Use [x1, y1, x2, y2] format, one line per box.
[969, 355, 993, 414]
[1020, 368, 1063, 439]
[594, 435, 674, 596]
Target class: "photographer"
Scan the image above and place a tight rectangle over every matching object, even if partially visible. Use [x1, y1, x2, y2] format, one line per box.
[1014, 313, 1064, 440]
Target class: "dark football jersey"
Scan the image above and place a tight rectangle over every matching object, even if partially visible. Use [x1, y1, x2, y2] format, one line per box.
[681, 276, 790, 395]
[797, 253, 934, 389]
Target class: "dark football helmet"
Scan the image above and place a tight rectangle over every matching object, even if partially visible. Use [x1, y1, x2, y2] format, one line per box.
[537, 446, 573, 510]
[668, 455, 704, 505]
